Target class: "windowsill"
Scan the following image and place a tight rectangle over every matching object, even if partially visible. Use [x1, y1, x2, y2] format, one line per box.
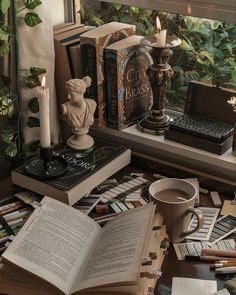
[90, 124, 236, 185]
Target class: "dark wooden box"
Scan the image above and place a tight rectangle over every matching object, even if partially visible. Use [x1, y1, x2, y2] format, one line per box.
[165, 81, 236, 155]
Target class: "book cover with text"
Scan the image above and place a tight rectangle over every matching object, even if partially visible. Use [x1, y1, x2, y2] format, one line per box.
[105, 35, 153, 129]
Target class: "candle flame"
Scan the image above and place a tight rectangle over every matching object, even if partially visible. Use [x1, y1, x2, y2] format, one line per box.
[156, 16, 161, 32]
[41, 76, 46, 88]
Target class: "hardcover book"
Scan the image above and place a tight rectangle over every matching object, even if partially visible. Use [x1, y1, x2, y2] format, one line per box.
[0, 198, 168, 295]
[80, 22, 136, 127]
[54, 25, 94, 106]
[105, 35, 153, 130]
[11, 138, 131, 205]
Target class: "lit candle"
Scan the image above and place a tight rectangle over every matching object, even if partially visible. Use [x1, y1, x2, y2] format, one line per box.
[155, 16, 167, 47]
[38, 76, 51, 148]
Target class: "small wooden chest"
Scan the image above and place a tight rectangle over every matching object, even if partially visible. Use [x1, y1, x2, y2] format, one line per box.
[165, 81, 236, 155]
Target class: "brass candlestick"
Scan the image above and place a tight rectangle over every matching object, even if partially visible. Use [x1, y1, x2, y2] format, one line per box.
[137, 36, 181, 135]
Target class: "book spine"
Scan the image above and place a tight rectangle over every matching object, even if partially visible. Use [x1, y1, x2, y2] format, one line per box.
[105, 49, 120, 129]
[80, 37, 98, 116]
[54, 40, 72, 106]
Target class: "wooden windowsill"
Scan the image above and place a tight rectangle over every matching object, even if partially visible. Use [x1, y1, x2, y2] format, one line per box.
[90, 125, 236, 185]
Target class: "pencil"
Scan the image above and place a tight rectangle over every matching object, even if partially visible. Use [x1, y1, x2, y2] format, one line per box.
[201, 248, 236, 258]
[185, 255, 236, 261]
[215, 266, 236, 274]
[210, 261, 236, 269]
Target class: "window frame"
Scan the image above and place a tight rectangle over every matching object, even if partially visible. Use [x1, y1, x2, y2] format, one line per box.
[64, 0, 80, 23]
[100, 0, 236, 22]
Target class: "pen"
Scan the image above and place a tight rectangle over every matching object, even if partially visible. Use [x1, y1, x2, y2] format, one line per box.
[0, 201, 23, 211]
[215, 266, 236, 274]
[185, 255, 236, 261]
[0, 235, 10, 245]
[210, 261, 236, 269]
[201, 248, 236, 258]
[3, 208, 31, 222]
[0, 218, 25, 231]
[0, 203, 25, 216]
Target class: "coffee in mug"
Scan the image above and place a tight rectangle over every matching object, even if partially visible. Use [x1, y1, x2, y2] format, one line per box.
[149, 178, 204, 243]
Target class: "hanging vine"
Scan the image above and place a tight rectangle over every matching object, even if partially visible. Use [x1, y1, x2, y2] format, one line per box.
[0, 0, 45, 160]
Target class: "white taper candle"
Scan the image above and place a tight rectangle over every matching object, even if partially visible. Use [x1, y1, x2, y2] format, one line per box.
[38, 76, 51, 148]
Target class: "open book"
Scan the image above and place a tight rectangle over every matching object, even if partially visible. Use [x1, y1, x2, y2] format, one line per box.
[0, 197, 167, 295]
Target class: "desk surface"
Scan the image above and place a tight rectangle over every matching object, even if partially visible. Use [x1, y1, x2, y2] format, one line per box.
[0, 175, 235, 295]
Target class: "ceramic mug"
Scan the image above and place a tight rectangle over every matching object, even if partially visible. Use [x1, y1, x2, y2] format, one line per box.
[149, 178, 204, 243]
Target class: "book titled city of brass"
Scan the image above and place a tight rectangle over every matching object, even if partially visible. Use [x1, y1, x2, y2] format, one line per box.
[165, 81, 236, 154]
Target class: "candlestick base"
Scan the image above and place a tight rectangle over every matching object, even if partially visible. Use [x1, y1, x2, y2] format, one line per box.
[24, 146, 67, 180]
[137, 111, 171, 135]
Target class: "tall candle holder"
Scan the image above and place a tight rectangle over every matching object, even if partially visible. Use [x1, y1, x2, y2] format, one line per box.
[137, 36, 181, 135]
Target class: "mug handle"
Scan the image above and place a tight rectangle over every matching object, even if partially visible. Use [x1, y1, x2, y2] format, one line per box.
[181, 207, 204, 237]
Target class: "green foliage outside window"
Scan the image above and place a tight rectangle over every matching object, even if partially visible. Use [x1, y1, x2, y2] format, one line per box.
[81, 3, 236, 111]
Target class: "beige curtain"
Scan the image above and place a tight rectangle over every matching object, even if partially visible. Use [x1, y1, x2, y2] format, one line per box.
[17, 0, 60, 148]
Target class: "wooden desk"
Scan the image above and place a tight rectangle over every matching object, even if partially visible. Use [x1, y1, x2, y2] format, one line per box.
[0, 175, 235, 295]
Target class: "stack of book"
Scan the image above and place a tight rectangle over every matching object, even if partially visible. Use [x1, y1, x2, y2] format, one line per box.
[53, 21, 153, 133]
[0, 197, 169, 295]
[11, 138, 131, 206]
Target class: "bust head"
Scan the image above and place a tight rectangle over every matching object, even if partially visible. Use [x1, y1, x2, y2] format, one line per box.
[65, 76, 92, 101]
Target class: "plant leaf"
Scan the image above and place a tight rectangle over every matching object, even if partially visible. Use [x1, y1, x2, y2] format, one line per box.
[113, 4, 121, 11]
[199, 51, 214, 65]
[130, 7, 140, 15]
[28, 96, 39, 113]
[5, 142, 17, 157]
[210, 20, 222, 30]
[25, 75, 41, 88]
[181, 39, 194, 52]
[231, 69, 236, 82]
[0, 96, 14, 116]
[30, 67, 46, 77]
[27, 116, 40, 128]
[0, 43, 9, 57]
[0, 25, 9, 41]
[24, 12, 42, 27]
[0, 0, 10, 13]
[2, 129, 14, 144]
[24, 0, 42, 9]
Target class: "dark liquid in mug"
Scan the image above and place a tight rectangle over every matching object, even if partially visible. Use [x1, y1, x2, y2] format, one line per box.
[154, 189, 190, 202]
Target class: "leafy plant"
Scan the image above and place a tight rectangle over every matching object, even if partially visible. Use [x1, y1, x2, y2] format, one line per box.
[81, 4, 236, 112]
[0, 0, 43, 162]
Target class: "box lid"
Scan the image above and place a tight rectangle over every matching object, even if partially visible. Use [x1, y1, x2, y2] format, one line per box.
[185, 81, 236, 124]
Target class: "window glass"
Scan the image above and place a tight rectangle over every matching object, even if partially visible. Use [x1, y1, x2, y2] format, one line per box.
[81, 4, 236, 111]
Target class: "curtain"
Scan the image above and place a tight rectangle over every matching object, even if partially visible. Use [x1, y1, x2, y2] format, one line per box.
[17, 0, 60, 148]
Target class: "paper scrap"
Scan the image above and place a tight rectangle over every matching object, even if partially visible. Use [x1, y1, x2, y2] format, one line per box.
[171, 277, 217, 295]
[206, 214, 236, 246]
[173, 239, 235, 260]
[186, 207, 220, 241]
[220, 200, 236, 216]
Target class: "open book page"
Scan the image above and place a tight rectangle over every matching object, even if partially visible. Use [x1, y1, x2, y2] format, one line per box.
[2, 196, 101, 295]
[71, 203, 156, 293]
